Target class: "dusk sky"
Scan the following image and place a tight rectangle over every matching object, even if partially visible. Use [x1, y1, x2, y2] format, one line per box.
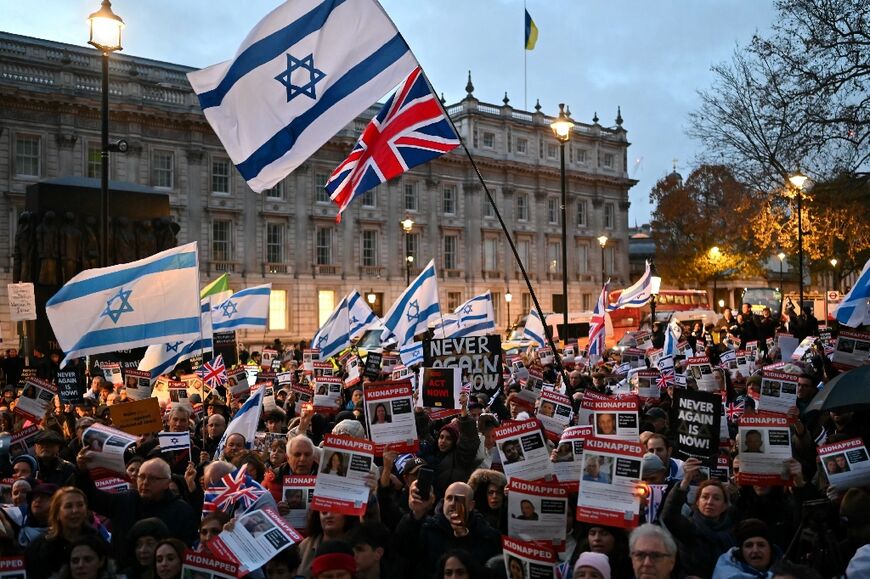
[3, 0, 780, 225]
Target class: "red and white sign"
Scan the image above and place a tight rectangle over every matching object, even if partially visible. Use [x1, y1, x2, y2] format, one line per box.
[818, 438, 870, 490]
[501, 536, 557, 579]
[536, 388, 573, 442]
[494, 418, 553, 483]
[364, 381, 419, 455]
[737, 414, 793, 486]
[507, 477, 569, 546]
[576, 437, 643, 529]
[311, 435, 374, 516]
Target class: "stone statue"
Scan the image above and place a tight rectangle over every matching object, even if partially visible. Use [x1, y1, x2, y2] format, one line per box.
[82, 215, 99, 270]
[36, 210, 60, 286]
[136, 219, 158, 259]
[114, 217, 137, 264]
[154, 216, 179, 252]
[59, 211, 82, 282]
[13, 211, 34, 283]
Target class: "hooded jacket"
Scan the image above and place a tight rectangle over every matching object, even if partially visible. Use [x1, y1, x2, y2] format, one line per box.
[712, 546, 779, 579]
[467, 468, 507, 533]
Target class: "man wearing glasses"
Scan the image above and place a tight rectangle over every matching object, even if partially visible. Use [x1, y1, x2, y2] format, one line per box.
[629, 524, 677, 579]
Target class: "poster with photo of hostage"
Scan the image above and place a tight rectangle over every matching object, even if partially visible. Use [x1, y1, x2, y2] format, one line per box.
[181, 373, 205, 399]
[168, 380, 193, 411]
[102, 361, 123, 387]
[313, 362, 334, 381]
[291, 383, 314, 415]
[551, 425, 593, 490]
[0, 556, 25, 579]
[9, 425, 39, 458]
[577, 390, 610, 428]
[302, 348, 320, 376]
[502, 536, 557, 579]
[345, 355, 362, 388]
[646, 348, 664, 369]
[734, 350, 753, 379]
[507, 478, 568, 547]
[818, 438, 870, 490]
[82, 423, 138, 474]
[687, 356, 718, 392]
[14, 378, 56, 423]
[208, 506, 302, 576]
[311, 434, 374, 516]
[181, 549, 238, 579]
[587, 397, 639, 441]
[576, 438, 643, 529]
[832, 330, 870, 371]
[758, 370, 800, 415]
[282, 475, 316, 531]
[737, 414, 793, 486]
[364, 381, 419, 456]
[536, 389, 573, 443]
[621, 348, 647, 369]
[312, 376, 343, 414]
[494, 419, 554, 483]
[629, 369, 660, 403]
[121, 369, 153, 401]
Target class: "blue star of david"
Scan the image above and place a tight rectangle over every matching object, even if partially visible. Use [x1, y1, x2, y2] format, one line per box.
[165, 341, 183, 353]
[274, 53, 325, 102]
[461, 304, 474, 315]
[350, 315, 359, 326]
[171, 437, 179, 444]
[101, 287, 134, 324]
[406, 300, 420, 323]
[220, 300, 238, 318]
[316, 335, 328, 348]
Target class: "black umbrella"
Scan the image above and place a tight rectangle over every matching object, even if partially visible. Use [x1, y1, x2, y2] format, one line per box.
[806, 365, 870, 412]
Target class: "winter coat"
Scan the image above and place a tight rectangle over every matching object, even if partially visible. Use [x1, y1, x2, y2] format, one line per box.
[661, 485, 735, 578]
[467, 468, 507, 533]
[432, 415, 480, 498]
[25, 524, 107, 579]
[712, 546, 776, 579]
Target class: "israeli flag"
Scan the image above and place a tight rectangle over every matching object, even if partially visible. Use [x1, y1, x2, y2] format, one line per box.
[607, 260, 652, 311]
[215, 387, 263, 460]
[46, 243, 201, 367]
[212, 284, 272, 332]
[835, 257, 870, 328]
[187, 0, 418, 192]
[433, 291, 496, 338]
[522, 307, 547, 347]
[382, 259, 440, 346]
[138, 293, 226, 379]
[399, 341, 424, 367]
[347, 290, 378, 340]
[158, 431, 191, 453]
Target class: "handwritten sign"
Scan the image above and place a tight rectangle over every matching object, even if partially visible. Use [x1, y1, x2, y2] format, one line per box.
[109, 398, 163, 436]
[7, 283, 36, 321]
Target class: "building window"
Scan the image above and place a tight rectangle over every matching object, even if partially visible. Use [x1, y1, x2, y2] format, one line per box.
[266, 222, 285, 263]
[517, 239, 530, 270]
[483, 196, 495, 218]
[603, 152, 614, 169]
[582, 293, 592, 311]
[552, 294, 566, 315]
[447, 292, 462, 311]
[318, 290, 336, 328]
[269, 289, 287, 331]
[604, 203, 615, 229]
[315, 227, 332, 265]
[522, 293, 531, 315]
[516, 193, 529, 221]
[86, 144, 102, 179]
[547, 241, 561, 273]
[575, 148, 587, 165]
[212, 220, 233, 262]
[14, 134, 40, 178]
[442, 185, 456, 215]
[516, 137, 527, 155]
[576, 199, 588, 227]
[482, 131, 495, 149]
[266, 181, 285, 200]
[152, 150, 174, 189]
[211, 158, 230, 194]
[443, 235, 457, 270]
[577, 244, 589, 273]
[404, 182, 418, 212]
[546, 143, 558, 159]
[361, 230, 378, 267]
[361, 188, 376, 208]
[547, 198, 560, 225]
[315, 172, 330, 202]
[491, 292, 501, 324]
[483, 238, 497, 270]
[405, 232, 419, 262]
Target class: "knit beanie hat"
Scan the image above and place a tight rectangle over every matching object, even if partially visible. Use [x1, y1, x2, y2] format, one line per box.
[311, 540, 357, 578]
[735, 518, 772, 547]
[573, 552, 611, 579]
[332, 419, 366, 439]
[11, 455, 38, 477]
[440, 421, 460, 443]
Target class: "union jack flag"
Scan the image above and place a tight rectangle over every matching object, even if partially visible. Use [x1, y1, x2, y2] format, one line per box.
[326, 67, 460, 220]
[202, 464, 265, 518]
[656, 368, 673, 390]
[196, 354, 227, 390]
[726, 400, 745, 423]
[587, 281, 610, 358]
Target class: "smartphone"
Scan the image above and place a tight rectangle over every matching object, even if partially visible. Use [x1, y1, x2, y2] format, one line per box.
[416, 466, 434, 500]
[454, 498, 467, 525]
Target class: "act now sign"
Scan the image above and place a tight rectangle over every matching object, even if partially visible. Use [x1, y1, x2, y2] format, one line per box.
[422, 335, 503, 396]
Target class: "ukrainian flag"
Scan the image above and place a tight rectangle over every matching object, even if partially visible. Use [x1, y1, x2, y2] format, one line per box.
[525, 9, 539, 50]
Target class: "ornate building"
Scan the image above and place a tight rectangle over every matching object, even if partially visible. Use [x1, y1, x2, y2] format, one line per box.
[0, 31, 635, 347]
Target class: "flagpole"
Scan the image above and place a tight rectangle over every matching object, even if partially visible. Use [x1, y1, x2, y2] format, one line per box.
[524, 0, 528, 110]
[418, 72, 570, 387]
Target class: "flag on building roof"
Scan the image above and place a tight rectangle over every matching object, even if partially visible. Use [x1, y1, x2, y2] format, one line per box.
[524, 9, 539, 50]
[433, 291, 495, 338]
[202, 464, 267, 517]
[211, 284, 271, 333]
[197, 354, 227, 390]
[835, 257, 870, 328]
[607, 260, 652, 311]
[382, 259, 440, 347]
[326, 66, 460, 219]
[186, 0, 418, 192]
[46, 242, 201, 367]
[522, 307, 547, 347]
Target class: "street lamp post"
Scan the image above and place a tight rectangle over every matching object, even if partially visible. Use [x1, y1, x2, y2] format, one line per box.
[827, 258, 838, 324]
[709, 246, 721, 312]
[505, 291, 512, 331]
[597, 235, 608, 287]
[777, 252, 786, 292]
[88, 0, 124, 268]
[551, 104, 574, 343]
[789, 171, 809, 315]
[401, 217, 414, 286]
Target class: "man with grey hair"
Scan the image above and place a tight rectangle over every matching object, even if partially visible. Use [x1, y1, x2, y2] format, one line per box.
[286, 434, 318, 475]
[629, 523, 677, 579]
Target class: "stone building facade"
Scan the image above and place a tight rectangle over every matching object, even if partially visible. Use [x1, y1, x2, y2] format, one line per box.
[0, 31, 635, 348]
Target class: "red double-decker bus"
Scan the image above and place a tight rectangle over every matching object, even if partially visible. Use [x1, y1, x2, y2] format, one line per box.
[606, 288, 712, 343]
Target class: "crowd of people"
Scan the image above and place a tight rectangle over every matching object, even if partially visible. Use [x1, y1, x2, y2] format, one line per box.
[0, 302, 867, 579]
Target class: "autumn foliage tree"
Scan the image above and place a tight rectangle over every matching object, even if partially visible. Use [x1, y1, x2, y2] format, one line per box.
[649, 165, 765, 287]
